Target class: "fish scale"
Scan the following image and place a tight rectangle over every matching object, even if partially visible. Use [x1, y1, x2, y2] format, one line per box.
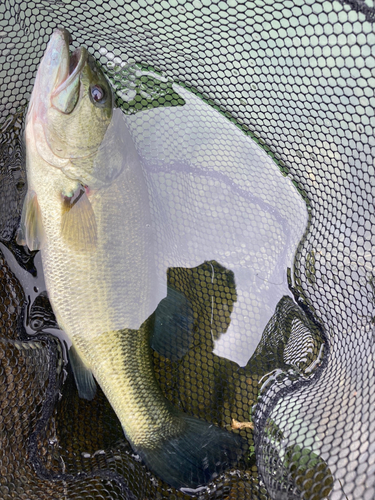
[91, 325, 182, 447]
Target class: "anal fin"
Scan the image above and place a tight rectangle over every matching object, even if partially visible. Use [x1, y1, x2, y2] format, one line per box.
[68, 344, 97, 400]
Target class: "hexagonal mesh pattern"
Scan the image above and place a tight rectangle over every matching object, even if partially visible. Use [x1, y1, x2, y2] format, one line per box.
[1, 1, 374, 499]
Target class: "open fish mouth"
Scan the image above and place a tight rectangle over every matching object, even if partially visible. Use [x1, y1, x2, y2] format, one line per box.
[55, 45, 88, 94]
[69, 47, 84, 75]
[50, 29, 88, 113]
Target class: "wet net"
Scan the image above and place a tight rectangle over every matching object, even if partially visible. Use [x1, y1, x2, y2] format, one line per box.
[0, 1, 374, 499]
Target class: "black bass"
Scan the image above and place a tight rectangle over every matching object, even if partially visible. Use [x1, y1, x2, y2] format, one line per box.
[19, 28, 244, 491]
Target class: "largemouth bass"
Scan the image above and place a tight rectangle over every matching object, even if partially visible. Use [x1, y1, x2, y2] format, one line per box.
[19, 28, 244, 491]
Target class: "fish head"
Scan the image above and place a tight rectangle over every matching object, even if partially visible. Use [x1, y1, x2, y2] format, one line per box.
[28, 28, 113, 173]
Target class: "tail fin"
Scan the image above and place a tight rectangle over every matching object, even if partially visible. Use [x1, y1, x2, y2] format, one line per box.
[134, 414, 246, 492]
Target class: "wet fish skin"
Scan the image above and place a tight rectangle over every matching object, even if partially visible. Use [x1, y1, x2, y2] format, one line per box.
[22, 28, 244, 490]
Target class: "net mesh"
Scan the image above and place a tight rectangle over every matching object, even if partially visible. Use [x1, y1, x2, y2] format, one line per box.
[0, 1, 374, 499]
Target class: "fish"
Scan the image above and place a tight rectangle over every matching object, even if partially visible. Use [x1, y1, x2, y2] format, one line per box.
[19, 28, 245, 491]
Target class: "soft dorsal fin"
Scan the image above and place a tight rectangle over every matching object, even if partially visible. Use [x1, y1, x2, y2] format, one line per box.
[17, 190, 45, 251]
[68, 344, 97, 400]
[61, 186, 97, 252]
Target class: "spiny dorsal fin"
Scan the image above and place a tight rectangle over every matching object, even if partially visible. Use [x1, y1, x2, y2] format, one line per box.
[68, 343, 97, 401]
[61, 186, 97, 252]
[17, 190, 45, 251]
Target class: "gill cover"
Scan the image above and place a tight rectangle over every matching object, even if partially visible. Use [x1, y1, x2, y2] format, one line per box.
[44, 52, 113, 162]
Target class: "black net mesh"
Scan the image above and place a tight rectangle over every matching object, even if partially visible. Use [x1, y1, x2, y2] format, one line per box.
[1, 1, 375, 499]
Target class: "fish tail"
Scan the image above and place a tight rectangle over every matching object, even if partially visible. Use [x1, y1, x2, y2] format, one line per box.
[133, 414, 246, 492]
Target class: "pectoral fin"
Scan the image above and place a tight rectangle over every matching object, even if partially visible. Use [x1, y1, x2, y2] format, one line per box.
[61, 186, 97, 252]
[68, 344, 97, 400]
[151, 285, 194, 361]
[17, 190, 45, 251]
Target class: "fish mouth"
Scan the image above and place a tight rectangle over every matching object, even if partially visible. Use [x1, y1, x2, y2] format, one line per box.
[50, 29, 88, 113]
[55, 45, 88, 95]
[69, 47, 82, 75]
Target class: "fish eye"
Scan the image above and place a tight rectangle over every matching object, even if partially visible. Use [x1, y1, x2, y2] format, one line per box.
[90, 85, 106, 103]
